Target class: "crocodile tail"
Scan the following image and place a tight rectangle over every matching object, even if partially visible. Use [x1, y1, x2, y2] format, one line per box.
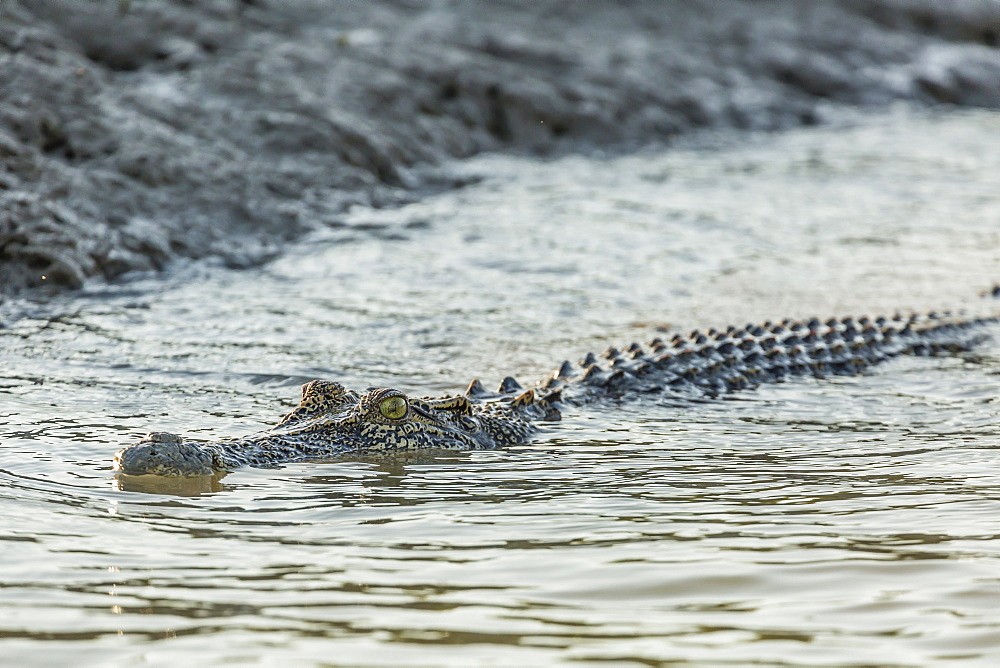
[551, 308, 997, 403]
[891, 312, 995, 356]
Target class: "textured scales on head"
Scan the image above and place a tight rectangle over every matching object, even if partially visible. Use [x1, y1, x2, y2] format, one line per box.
[114, 304, 1000, 477]
[115, 380, 546, 476]
[276, 379, 358, 426]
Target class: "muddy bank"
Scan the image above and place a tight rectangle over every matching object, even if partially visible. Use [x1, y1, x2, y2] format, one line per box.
[1, 0, 998, 295]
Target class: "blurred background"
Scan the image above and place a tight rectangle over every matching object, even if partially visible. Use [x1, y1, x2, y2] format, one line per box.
[2, 0, 998, 295]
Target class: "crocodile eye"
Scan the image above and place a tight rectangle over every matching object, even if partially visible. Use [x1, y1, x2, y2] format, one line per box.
[378, 395, 408, 420]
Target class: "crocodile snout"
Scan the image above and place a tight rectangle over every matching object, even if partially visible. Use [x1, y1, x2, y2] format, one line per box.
[114, 432, 215, 476]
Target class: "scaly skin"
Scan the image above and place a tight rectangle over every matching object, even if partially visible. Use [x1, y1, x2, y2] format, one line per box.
[114, 311, 996, 476]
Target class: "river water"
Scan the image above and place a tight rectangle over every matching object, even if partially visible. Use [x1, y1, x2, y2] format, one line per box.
[2, 108, 1000, 665]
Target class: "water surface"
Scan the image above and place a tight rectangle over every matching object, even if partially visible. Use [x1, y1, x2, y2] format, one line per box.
[2, 109, 1000, 665]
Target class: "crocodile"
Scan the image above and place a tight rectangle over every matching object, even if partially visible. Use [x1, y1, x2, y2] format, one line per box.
[114, 309, 998, 476]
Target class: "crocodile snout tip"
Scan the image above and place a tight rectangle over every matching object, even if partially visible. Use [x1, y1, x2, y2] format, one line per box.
[114, 433, 214, 477]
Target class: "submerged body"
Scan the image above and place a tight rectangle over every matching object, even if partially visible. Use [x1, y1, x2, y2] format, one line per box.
[115, 311, 995, 476]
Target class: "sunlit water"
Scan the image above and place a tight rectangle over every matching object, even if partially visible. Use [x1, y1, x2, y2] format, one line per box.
[2, 108, 1000, 665]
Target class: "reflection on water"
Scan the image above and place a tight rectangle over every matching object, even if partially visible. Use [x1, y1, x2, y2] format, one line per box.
[2, 109, 1000, 664]
[112, 472, 231, 496]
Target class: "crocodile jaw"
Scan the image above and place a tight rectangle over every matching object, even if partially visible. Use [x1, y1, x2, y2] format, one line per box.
[114, 432, 215, 477]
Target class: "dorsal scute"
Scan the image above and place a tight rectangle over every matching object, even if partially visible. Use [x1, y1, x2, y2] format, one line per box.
[555, 360, 575, 379]
[510, 388, 562, 422]
[510, 389, 535, 408]
[498, 376, 523, 394]
[542, 376, 565, 390]
[581, 363, 603, 384]
[465, 378, 489, 397]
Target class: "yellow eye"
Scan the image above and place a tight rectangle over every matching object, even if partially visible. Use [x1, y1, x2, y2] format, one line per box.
[378, 395, 408, 420]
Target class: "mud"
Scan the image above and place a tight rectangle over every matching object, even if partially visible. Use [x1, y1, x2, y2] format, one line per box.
[1, 0, 998, 295]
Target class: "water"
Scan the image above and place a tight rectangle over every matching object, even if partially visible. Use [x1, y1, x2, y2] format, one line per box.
[2, 108, 1000, 665]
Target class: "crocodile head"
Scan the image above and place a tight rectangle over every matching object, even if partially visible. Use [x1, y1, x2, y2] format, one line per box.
[114, 379, 539, 476]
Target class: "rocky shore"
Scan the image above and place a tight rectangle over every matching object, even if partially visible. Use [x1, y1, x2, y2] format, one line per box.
[1, 0, 998, 295]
